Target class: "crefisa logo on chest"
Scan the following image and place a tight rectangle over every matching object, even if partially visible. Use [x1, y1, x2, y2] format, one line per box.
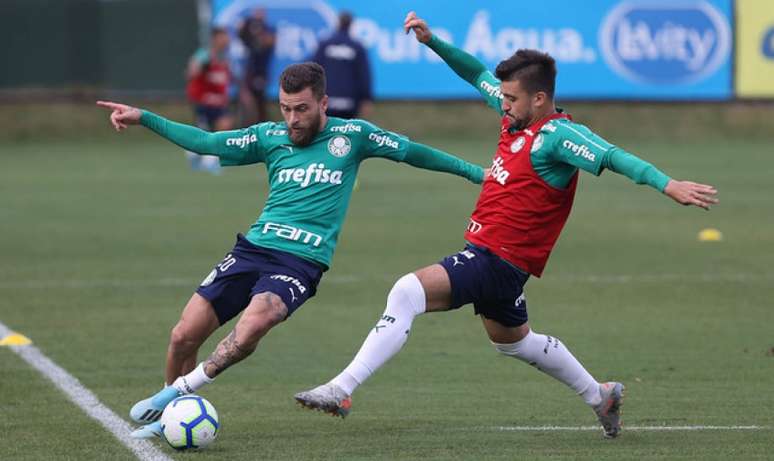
[510, 136, 526, 153]
[328, 135, 351, 157]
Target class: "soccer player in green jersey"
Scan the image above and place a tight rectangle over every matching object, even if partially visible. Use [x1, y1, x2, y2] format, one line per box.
[294, 13, 718, 438]
[97, 62, 485, 439]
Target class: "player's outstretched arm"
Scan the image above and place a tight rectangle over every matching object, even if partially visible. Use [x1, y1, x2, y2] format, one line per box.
[601, 147, 718, 210]
[663, 180, 718, 210]
[544, 122, 718, 210]
[360, 120, 482, 183]
[97, 101, 260, 162]
[402, 141, 485, 184]
[98, 100, 220, 153]
[96, 101, 142, 131]
[404, 12, 502, 114]
[403, 11, 434, 44]
[404, 11, 488, 84]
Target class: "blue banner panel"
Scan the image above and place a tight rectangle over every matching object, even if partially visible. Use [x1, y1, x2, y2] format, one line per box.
[212, 0, 732, 100]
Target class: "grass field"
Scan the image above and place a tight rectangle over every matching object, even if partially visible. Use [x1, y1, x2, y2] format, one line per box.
[1, 103, 773, 460]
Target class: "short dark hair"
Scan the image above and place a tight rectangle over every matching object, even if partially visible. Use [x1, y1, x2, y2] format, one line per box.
[279, 62, 326, 99]
[338, 12, 353, 31]
[495, 49, 557, 98]
[211, 27, 228, 37]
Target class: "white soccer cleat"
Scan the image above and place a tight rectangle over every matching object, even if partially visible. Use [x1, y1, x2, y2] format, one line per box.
[593, 382, 625, 438]
[294, 383, 352, 418]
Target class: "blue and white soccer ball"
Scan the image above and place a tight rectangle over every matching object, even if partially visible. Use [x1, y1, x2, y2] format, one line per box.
[160, 395, 219, 450]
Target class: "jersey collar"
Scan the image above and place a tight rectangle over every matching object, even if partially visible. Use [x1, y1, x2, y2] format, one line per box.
[507, 108, 570, 135]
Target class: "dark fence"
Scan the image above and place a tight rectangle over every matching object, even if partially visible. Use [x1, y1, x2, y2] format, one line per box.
[0, 0, 198, 94]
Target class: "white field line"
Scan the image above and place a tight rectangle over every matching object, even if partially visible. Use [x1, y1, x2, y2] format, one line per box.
[490, 425, 770, 432]
[0, 272, 772, 290]
[0, 321, 173, 461]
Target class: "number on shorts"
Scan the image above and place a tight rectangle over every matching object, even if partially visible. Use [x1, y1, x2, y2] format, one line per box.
[218, 253, 237, 272]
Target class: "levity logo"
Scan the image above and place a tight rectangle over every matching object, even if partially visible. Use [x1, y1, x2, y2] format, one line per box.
[599, 1, 731, 84]
[276, 163, 343, 188]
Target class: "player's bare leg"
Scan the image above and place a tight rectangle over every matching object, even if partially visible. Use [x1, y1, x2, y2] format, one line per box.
[481, 317, 624, 438]
[295, 264, 450, 417]
[201, 292, 287, 378]
[165, 293, 221, 384]
[130, 293, 219, 427]
[414, 263, 454, 310]
[131, 293, 287, 437]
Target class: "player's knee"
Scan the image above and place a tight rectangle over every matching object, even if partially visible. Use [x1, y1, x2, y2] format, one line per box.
[492, 341, 521, 357]
[491, 328, 534, 357]
[387, 273, 425, 315]
[243, 292, 287, 331]
[169, 322, 200, 351]
[491, 330, 549, 362]
[387, 274, 410, 302]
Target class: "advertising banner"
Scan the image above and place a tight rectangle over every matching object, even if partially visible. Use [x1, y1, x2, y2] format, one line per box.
[212, 0, 733, 100]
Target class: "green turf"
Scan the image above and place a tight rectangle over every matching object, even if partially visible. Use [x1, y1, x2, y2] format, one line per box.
[1, 104, 773, 460]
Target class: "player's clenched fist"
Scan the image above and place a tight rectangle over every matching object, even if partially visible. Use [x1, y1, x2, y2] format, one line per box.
[96, 100, 142, 132]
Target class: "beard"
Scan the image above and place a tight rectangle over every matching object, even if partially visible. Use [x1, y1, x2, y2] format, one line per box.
[288, 113, 322, 146]
[508, 109, 532, 132]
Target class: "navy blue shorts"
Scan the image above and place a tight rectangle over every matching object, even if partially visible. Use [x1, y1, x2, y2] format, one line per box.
[194, 105, 228, 130]
[439, 244, 530, 327]
[196, 234, 324, 325]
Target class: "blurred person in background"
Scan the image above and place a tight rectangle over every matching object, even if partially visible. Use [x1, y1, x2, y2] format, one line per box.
[238, 8, 276, 125]
[311, 11, 373, 119]
[186, 27, 233, 175]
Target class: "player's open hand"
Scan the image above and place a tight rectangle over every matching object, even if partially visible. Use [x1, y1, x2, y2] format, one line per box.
[96, 101, 142, 132]
[404, 11, 432, 43]
[663, 180, 719, 210]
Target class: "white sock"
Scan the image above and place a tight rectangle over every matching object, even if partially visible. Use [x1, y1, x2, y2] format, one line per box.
[331, 273, 426, 395]
[493, 331, 602, 406]
[172, 362, 214, 395]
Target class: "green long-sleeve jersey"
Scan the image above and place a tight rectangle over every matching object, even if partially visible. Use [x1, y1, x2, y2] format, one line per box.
[425, 35, 671, 191]
[140, 111, 483, 268]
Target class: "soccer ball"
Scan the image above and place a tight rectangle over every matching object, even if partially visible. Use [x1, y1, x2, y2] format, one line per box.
[160, 395, 219, 450]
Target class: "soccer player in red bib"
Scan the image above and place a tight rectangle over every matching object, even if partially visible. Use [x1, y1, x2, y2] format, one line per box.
[295, 12, 718, 438]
